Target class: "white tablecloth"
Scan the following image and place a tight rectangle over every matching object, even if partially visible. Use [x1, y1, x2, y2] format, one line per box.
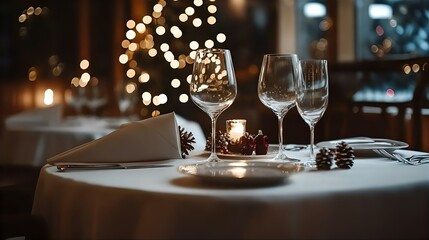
[1, 117, 116, 166]
[31, 149, 429, 239]
[1, 115, 206, 167]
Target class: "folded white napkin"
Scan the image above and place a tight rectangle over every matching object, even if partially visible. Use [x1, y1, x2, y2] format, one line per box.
[47, 112, 182, 166]
[5, 104, 63, 128]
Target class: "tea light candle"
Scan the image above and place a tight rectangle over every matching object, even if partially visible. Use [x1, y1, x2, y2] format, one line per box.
[226, 119, 246, 143]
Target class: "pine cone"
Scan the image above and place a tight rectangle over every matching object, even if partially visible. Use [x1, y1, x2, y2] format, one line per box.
[254, 130, 269, 155]
[205, 130, 230, 154]
[315, 147, 334, 170]
[335, 141, 355, 169]
[179, 126, 196, 158]
[239, 132, 255, 155]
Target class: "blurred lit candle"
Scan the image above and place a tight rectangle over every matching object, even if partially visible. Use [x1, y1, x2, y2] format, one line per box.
[226, 119, 246, 143]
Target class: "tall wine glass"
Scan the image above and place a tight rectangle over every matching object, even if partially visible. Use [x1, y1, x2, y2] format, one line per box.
[258, 54, 300, 162]
[296, 59, 329, 165]
[190, 49, 237, 163]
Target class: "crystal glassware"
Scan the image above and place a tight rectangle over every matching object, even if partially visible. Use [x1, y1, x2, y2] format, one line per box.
[257, 54, 300, 162]
[115, 81, 138, 119]
[296, 59, 329, 165]
[190, 48, 237, 163]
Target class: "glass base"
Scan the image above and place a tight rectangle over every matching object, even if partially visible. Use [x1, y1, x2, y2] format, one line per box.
[198, 152, 222, 163]
[270, 151, 300, 163]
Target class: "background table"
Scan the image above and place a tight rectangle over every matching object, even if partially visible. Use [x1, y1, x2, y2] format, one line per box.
[1, 115, 205, 167]
[32, 149, 429, 239]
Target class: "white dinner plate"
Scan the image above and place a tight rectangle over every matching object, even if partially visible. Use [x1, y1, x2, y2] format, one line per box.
[316, 137, 409, 150]
[177, 161, 304, 186]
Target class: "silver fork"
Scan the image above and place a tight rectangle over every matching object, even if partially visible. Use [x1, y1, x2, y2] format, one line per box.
[373, 149, 429, 165]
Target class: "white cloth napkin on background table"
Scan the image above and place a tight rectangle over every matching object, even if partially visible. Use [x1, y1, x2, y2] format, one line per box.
[5, 104, 63, 128]
[47, 112, 182, 166]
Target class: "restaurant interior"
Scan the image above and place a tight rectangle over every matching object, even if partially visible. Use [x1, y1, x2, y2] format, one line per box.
[0, 0, 428, 239]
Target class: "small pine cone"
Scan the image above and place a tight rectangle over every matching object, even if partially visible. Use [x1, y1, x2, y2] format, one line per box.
[254, 130, 269, 155]
[335, 141, 355, 169]
[205, 130, 230, 154]
[239, 132, 255, 155]
[315, 147, 334, 170]
[179, 126, 196, 158]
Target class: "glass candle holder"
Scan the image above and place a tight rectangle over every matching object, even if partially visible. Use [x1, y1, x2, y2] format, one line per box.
[226, 119, 246, 143]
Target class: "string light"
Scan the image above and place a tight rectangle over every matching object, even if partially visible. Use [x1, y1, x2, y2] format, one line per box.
[119, 0, 224, 117]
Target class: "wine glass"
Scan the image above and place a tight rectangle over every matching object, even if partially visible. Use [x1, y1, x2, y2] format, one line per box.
[115, 81, 138, 119]
[65, 85, 87, 116]
[258, 54, 300, 162]
[296, 59, 329, 166]
[86, 78, 108, 117]
[190, 48, 237, 163]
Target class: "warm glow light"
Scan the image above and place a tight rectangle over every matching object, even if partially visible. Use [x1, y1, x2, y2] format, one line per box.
[164, 51, 174, 62]
[139, 72, 150, 83]
[81, 72, 91, 83]
[126, 20, 136, 29]
[148, 48, 158, 57]
[170, 60, 179, 69]
[226, 119, 246, 142]
[153, 3, 163, 12]
[171, 79, 181, 88]
[142, 15, 152, 24]
[189, 41, 199, 50]
[194, 0, 203, 7]
[153, 96, 160, 106]
[126, 69, 136, 78]
[185, 7, 195, 16]
[216, 33, 226, 43]
[129, 42, 138, 51]
[205, 39, 214, 48]
[152, 110, 161, 117]
[208, 5, 217, 13]
[179, 13, 188, 22]
[28, 67, 37, 81]
[80, 59, 89, 70]
[179, 94, 189, 103]
[158, 94, 168, 104]
[121, 40, 130, 48]
[142, 92, 152, 101]
[193, 18, 202, 27]
[119, 54, 129, 64]
[160, 43, 170, 52]
[207, 16, 216, 25]
[126, 82, 136, 93]
[126, 30, 136, 40]
[44, 89, 54, 106]
[136, 23, 146, 33]
[156, 26, 166, 35]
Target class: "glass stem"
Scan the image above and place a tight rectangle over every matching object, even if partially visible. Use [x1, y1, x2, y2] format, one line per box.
[309, 124, 315, 161]
[210, 115, 218, 156]
[205, 114, 221, 163]
[277, 114, 285, 154]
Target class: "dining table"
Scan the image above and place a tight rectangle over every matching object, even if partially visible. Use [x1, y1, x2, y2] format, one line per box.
[1, 114, 205, 167]
[1, 116, 117, 167]
[31, 147, 429, 239]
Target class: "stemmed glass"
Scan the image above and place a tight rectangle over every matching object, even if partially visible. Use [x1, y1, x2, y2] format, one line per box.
[115, 81, 138, 119]
[190, 48, 237, 163]
[296, 59, 329, 165]
[86, 79, 108, 117]
[258, 54, 300, 162]
[65, 85, 87, 116]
